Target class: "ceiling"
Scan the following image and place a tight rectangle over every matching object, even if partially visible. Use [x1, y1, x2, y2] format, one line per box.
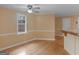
[1, 4, 79, 16]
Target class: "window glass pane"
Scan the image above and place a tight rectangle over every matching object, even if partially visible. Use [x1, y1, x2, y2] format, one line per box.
[18, 20, 25, 23]
[18, 24, 25, 32]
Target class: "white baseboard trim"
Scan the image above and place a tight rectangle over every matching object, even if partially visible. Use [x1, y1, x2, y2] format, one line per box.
[0, 33, 16, 36]
[35, 37, 55, 41]
[0, 38, 36, 51]
[28, 30, 54, 32]
[55, 35, 64, 37]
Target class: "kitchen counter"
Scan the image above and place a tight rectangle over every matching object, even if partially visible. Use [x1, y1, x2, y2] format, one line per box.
[62, 30, 79, 37]
[62, 30, 79, 55]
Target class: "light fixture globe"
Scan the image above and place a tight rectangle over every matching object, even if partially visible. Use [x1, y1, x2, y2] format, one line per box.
[27, 10, 32, 13]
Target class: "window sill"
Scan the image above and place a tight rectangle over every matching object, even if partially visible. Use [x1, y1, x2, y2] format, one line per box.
[17, 32, 27, 35]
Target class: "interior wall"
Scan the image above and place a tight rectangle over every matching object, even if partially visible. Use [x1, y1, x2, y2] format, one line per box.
[55, 17, 63, 36]
[32, 13, 55, 40]
[71, 16, 77, 33]
[62, 16, 77, 33]
[0, 7, 34, 49]
[28, 13, 37, 32]
[0, 7, 55, 49]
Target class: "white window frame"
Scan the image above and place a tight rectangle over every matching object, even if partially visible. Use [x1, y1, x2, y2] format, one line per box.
[17, 13, 27, 35]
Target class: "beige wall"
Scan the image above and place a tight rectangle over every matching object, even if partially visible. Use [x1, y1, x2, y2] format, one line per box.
[0, 7, 34, 49]
[28, 13, 37, 32]
[71, 16, 77, 33]
[55, 17, 63, 36]
[62, 16, 77, 33]
[55, 16, 77, 36]
[0, 7, 55, 49]
[32, 13, 55, 39]
[0, 7, 16, 33]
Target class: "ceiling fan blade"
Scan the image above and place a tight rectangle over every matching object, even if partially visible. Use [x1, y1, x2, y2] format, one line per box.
[33, 7, 40, 9]
[27, 4, 33, 9]
[34, 11, 39, 13]
[32, 9, 39, 13]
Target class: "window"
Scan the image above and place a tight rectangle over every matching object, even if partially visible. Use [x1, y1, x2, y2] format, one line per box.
[17, 14, 27, 34]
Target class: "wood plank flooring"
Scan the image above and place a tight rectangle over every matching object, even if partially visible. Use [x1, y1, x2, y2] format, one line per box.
[4, 36, 69, 55]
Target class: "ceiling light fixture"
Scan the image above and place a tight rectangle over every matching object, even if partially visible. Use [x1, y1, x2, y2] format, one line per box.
[27, 5, 33, 13]
[27, 9, 32, 13]
[27, 4, 40, 13]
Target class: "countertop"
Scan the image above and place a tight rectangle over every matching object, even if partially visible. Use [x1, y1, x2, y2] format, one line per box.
[62, 30, 79, 37]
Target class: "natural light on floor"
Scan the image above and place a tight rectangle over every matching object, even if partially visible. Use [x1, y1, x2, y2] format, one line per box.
[17, 51, 26, 55]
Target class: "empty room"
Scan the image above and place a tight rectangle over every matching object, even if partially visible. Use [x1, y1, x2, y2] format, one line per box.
[0, 4, 79, 55]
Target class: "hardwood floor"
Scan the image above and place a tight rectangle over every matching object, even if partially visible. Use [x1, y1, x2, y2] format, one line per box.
[4, 36, 69, 55]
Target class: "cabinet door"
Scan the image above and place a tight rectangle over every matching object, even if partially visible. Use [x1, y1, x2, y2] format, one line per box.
[64, 34, 75, 55]
[76, 37, 79, 55]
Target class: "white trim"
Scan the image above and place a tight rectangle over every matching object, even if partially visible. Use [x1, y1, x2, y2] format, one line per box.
[17, 32, 27, 35]
[28, 30, 54, 32]
[34, 38, 55, 41]
[0, 30, 54, 36]
[55, 35, 63, 36]
[0, 33, 16, 36]
[0, 38, 36, 51]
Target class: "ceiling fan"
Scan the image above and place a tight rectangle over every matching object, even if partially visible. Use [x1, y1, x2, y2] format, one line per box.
[27, 4, 40, 13]
[4, 4, 40, 13]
